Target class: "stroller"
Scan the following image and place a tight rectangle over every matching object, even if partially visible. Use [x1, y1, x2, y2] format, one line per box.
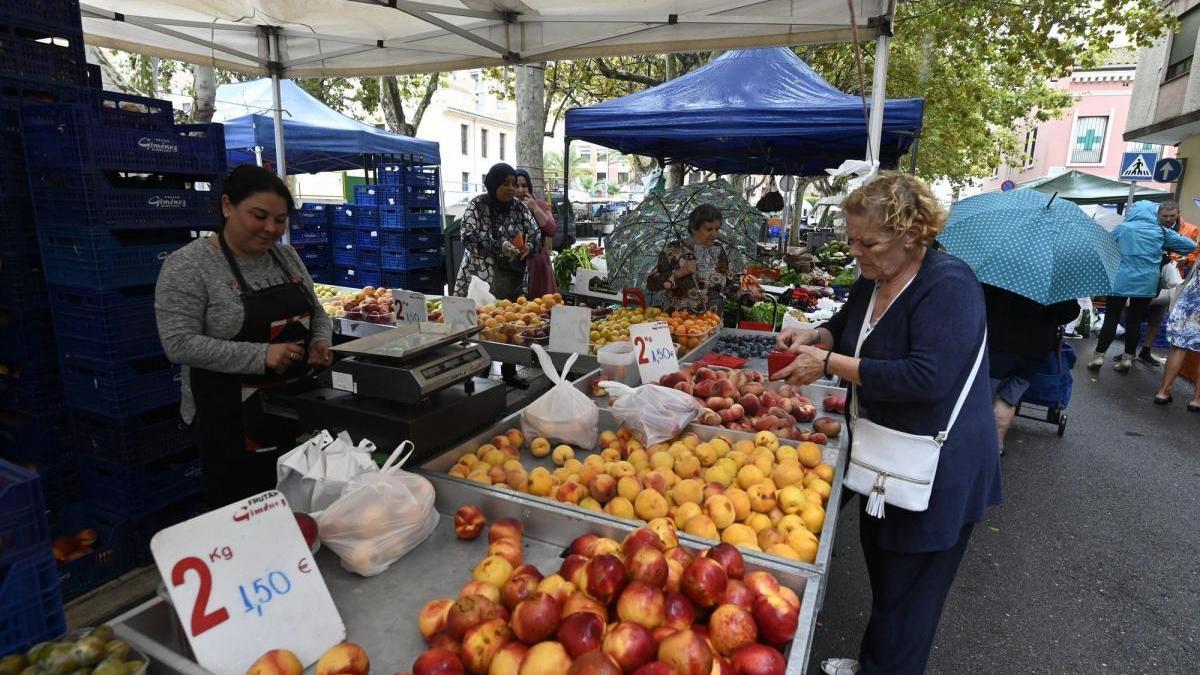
[1015, 335, 1075, 437]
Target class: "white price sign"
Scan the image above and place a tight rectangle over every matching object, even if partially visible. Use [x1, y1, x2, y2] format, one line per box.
[151, 492, 345, 674]
[629, 320, 679, 385]
[548, 305, 591, 354]
[441, 296, 478, 327]
[394, 290, 428, 323]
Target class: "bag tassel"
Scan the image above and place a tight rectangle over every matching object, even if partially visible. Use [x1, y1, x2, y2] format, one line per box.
[865, 475, 887, 519]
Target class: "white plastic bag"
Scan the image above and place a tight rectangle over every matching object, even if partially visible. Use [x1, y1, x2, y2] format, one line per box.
[466, 275, 497, 306]
[522, 344, 599, 448]
[599, 381, 701, 446]
[276, 431, 379, 513]
[317, 442, 439, 577]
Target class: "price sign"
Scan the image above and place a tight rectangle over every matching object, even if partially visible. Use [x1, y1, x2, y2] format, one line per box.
[442, 296, 478, 327]
[549, 305, 591, 354]
[629, 320, 679, 384]
[151, 491, 345, 674]
[394, 290, 428, 323]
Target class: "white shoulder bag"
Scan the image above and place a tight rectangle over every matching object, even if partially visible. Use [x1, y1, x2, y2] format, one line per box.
[844, 281, 987, 519]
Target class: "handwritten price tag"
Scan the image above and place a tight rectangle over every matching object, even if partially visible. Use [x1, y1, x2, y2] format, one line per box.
[394, 290, 428, 323]
[549, 305, 591, 354]
[629, 320, 679, 384]
[151, 491, 345, 674]
[442, 296, 478, 327]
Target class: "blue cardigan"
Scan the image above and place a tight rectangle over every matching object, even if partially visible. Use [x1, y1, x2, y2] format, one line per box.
[826, 248, 1002, 553]
[1110, 200, 1197, 298]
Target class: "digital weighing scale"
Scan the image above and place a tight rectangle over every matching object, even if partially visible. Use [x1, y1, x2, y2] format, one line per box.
[329, 323, 491, 404]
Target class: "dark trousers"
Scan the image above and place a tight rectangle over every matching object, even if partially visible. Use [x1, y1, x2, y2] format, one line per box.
[1096, 295, 1152, 356]
[858, 515, 973, 675]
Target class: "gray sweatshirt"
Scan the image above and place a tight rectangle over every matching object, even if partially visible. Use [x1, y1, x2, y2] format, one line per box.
[155, 236, 333, 422]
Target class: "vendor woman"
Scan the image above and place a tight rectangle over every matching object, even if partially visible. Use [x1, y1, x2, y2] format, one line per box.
[155, 165, 333, 508]
[646, 203, 761, 312]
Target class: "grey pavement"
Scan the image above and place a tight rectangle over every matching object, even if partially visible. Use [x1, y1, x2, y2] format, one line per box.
[807, 339, 1200, 675]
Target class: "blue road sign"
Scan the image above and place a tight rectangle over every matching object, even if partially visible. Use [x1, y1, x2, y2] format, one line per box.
[1120, 151, 1158, 181]
[1000, 179, 1016, 192]
[1154, 157, 1183, 183]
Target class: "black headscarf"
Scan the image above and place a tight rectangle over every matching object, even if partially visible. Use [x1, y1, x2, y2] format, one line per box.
[484, 162, 517, 216]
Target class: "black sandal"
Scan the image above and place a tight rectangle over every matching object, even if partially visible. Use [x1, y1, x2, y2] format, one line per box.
[1154, 394, 1174, 405]
[1188, 403, 1200, 413]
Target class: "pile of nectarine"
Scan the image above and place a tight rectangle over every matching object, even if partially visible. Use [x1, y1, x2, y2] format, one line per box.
[447, 427, 832, 564]
[414, 518, 800, 674]
[246, 642, 369, 675]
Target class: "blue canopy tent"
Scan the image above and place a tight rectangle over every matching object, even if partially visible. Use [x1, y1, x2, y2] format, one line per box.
[213, 79, 440, 174]
[564, 48, 924, 177]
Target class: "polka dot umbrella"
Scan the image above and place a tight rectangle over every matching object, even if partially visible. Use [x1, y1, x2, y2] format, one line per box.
[938, 189, 1121, 304]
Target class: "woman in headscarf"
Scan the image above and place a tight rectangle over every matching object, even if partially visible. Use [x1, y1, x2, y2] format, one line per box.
[453, 162, 543, 300]
[514, 168, 558, 297]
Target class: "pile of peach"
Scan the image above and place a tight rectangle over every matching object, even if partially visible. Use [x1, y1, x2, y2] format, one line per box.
[447, 428, 833, 564]
[413, 514, 800, 674]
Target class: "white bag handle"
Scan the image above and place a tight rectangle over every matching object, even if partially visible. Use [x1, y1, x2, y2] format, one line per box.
[531, 343, 577, 385]
[598, 380, 635, 397]
[381, 440, 415, 474]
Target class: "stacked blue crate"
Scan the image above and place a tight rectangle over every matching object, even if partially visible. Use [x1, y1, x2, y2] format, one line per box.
[374, 164, 444, 293]
[291, 203, 333, 284]
[21, 84, 220, 594]
[0, 2, 88, 531]
[0, 459, 65, 655]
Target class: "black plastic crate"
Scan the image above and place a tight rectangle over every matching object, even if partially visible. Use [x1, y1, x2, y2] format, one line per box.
[60, 352, 181, 418]
[73, 403, 192, 465]
[0, 368, 61, 413]
[0, 459, 49, 568]
[0, 548, 66, 656]
[80, 446, 202, 517]
[49, 284, 163, 362]
[0, 22, 86, 86]
[128, 495, 205, 565]
[37, 226, 194, 290]
[0, 407, 71, 464]
[29, 168, 221, 230]
[0, 0, 82, 33]
[51, 502, 133, 600]
[293, 244, 331, 269]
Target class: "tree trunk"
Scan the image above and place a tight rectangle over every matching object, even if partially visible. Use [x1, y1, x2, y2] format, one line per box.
[380, 76, 410, 135]
[409, 75, 440, 136]
[85, 46, 134, 92]
[192, 66, 217, 123]
[663, 54, 685, 189]
[516, 63, 547, 190]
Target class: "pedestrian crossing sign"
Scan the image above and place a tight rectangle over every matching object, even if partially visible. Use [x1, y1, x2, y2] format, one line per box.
[1120, 151, 1158, 181]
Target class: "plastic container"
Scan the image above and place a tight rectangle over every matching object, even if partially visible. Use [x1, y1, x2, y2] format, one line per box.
[0, 549, 67, 657]
[0, 460, 49, 568]
[382, 268, 443, 294]
[52, 503, 133, 600]
[381, 228, 439, 250]
[80, 447, 203, 516]
[336, 267, 382, 288]
[28, 168, 220, 230]
[60, 353, 181, 418]
[37, 227, 193, 290]
[598, 341, 639, 387]
[73, 403, 194, 464]
[0, 22, 86, 86]
[49, 285, 163, 363]
[381, 249, 441, 271]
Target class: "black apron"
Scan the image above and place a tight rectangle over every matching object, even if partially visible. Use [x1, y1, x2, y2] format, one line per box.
[191, 233, 315, 508]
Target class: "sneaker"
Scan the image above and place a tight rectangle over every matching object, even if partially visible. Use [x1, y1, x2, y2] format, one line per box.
[1114, 355, 1133, 373]
[1086, 352, 1105, 370]
[822, 659, 862, 675]
[1138, 349, 1165, 366]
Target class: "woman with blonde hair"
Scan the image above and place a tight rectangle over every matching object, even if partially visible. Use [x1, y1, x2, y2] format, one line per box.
[773, 172, 1002, 675]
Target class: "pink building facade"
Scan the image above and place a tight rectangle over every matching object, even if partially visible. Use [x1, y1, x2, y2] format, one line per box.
[983, 64, 1175, 194]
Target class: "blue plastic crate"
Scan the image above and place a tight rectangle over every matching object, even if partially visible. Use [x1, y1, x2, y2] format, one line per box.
[23, 454, 78, 524]
[336, 267, 381, 288]
[378, 164, 404, 185]
[0, 315, 55, 367]
[0, 460, 49, 568]
[80, 446, 202, 517]
[0, 548, 66, 656]
[29, 168, 220, 230]
[381, 249, 441, 272]
[356, 225, 381, 250]
[297, 202, 333, 222]
[0, 369, 61, 413]
[331, 226, 354, 248]
[0, 22, 86, 86]
[406, 210, 442, 230]
[333, 245, 356, 267]
[0, 409, 71, 464]
[293, 244, 331, 268]
[331, 204, 354, 228]
[23, 102, 225, 174]
[403, 165, 439, 189]
[404, 185, 439, 209]
[354, 184, 404, 206]
[351, 204, 379, 228]
[309, 268, 334, 285]
[289, 222, 328, 244]
[0, 250, 46, 307]
[128, 496, 205, 565]
[52, 502, 133, 600]
[382, 268, 444, 294]
[37, 226, 193, 290]
[60, 353, 181, 418]
[73, 404, 192, 465]
[48, 285, 163, 363]
[381, 227, 440, 250]
[356, 249, 381, 270]
[0, 0, 83, 32]
[0, 199, 37, 256]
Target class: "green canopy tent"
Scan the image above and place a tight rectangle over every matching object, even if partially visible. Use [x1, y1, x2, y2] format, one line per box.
[1013, 170, 1173, 206]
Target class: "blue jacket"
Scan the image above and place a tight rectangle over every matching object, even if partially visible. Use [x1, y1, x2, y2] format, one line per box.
[1110, 201, 1197, 298]
[827, 249, 1002, 553]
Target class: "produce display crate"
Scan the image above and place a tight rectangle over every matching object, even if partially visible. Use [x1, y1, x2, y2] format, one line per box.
[292, 202, 332, 231]
[289, 224, 328, 245]
[73, 403, 193, 465]
[379, 207, 441, 231]
[402, 185, 439, 209]
[355, 224, 381, 250]
[380, 227, 439, 250]
[401, 164, 439, 189]
[0, 549, 66, 657]
[22, 102, 225, 174]
[79, 446, 202, 517]
[381, 268, 443, 293]
[0, 459, 49, 569]
[0, 408, 72, 463]
[51, 502, 133, 600]
[332, 226, 354, 249]
[351, 204, 378, 229]
[335, 266, 382, 288]
[0, 22, 86, 85]
[49, 285, 163, 362]
[353, 184, 403, 206]
[683, 327, 844, 390]
[332, 245, 356, 267]
[36, 226, 193, 290]
[28, 168, 220, 230]
[380, 249, 440, 272]
[404, 210, 441, 230]
[59, 352, 181, 418]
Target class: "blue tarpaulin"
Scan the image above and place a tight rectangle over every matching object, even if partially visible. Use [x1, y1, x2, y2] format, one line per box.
[214, 79, 440, 174]
[564, 48, 924, 176]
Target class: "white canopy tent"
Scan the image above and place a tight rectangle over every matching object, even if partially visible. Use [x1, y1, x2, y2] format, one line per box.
[80, 0, 898, 175]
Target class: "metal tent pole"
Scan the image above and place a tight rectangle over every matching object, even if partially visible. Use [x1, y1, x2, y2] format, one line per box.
[866, 1, 895, 165]
[268, 28, 287, 179]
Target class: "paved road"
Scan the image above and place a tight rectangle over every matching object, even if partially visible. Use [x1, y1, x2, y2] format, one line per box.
[807, 339, 1200, 674]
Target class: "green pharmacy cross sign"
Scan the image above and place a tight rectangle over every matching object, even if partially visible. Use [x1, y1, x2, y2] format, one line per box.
[1077, 128, 1103, 151]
